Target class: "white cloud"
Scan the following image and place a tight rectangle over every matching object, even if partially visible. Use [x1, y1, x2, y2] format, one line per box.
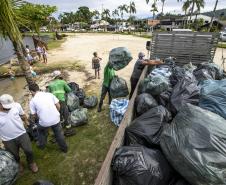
[27, 0, 226, 19]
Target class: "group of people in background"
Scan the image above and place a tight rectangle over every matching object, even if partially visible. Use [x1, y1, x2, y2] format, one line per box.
[0, 71, 74, 174]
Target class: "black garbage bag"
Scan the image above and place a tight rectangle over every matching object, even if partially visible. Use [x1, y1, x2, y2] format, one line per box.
[199, 79, 226, 119]
[75, 88, 86, 105]
[112, 145, 175, 185]
[66, 92, 80, 112]
[193, 69, 214, 82]
[139, 75, 169, 96]
[158, 87, 173, 110]
[108, 47, 133, 71]
[160, 103, 226, 185]
[170, 74, 200, 114]
[68, 82, 79, 93]
[69, 108, 88, 127]
[27, 123, 38, 141]
[169, 66, 187, 86]
[125, 106, 171, 148]
[83, 96, 98, 108]
[195, 62, 224, 80]
[0, 149, 19, 185]
[33, 180, 54, 185]
[135, 93, 158, 116]
[110, 76, 129, 98]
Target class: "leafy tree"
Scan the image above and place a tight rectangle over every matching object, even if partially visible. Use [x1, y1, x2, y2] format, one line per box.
[146, 0, 159, 18]
[118, 4, 128, 20]
[75, 6, 93, 23]
[0, 0, 34, 85]
[92, 10, 100, 20]
[102, 9, 111, 21]
[18, 2, 57, 34]
[59, 12, 76, 24]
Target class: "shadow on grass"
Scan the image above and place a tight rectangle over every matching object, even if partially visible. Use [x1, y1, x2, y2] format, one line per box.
[15, 88, 117, 185]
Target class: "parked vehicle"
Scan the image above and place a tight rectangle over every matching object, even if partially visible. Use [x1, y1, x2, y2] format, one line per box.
[220, 32, 226, 42]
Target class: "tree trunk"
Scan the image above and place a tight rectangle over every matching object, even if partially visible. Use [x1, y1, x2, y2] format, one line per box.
[161, 1, 165, 15]
[208, 0, 218, 31]
[189, 2, 195, 27]
[12, 40, 34, 86]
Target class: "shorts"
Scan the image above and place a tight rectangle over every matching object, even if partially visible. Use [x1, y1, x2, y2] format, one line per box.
[94, 63, 100, 70]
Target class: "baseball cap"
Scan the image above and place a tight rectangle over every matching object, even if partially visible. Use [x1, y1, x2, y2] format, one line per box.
[0, 94, 14, 109]
[51, 70, 61, 78]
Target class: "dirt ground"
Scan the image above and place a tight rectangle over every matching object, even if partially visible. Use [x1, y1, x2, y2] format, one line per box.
[48, 33, 148, 89]
[48, 33, 226, 90]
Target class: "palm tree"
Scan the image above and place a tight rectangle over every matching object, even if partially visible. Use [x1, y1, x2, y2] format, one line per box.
[112, 9, 119, 31]
[102, 9, 111, 21]
[161, 0, 165, 15]
[128, 1, 136, 18]
[118, 4, 128, 21]
[93, 10, 100, 20]
[0, 0, 34, 85]
[146, 0, 158, 19]
[208, 0, 218, 31]
[182, 0, 192, 28]
[189, 0, 205, 24]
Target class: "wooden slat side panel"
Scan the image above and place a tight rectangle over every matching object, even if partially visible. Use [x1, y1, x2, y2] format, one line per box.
[94, 67, 148, 185]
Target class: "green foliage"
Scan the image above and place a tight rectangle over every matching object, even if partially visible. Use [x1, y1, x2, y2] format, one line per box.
[18, 3, 57, 33]
[102, 9, 111, 21]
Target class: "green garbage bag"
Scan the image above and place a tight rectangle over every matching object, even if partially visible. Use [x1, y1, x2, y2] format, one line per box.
[66, 92, 80, 112]
[69, 108, 88, 127]
[139, 75, 169, 96]
[110, 76, 129, 98]
[83, 96, 98, 108]
[0, 149, 19, 185]
[109, 47, 133, 71]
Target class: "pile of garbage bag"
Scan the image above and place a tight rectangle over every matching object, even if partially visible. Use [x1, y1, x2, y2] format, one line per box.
[66, 92, 80, 112]
[0, 149, 18, 185]
[83, 96, 98, 109]
[139, 75, 169, 96]
[199, 79, 226, 119]
[112, 145, 176, 185]
[111, 61, 226, 185]
[108, 47, 133, 71]
[110, 76, 129, 98]
[135, 93, 158, 116]
[69, 108, 88, 127]
[110, 99, 129, 126]
[161, 103, 226, 185]
[125, 106, 171, 148]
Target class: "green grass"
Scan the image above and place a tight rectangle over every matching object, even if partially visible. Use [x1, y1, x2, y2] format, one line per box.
[0, 61, 84, 77]
[47, 38, 67, 50]
[15, 88, 117, 185]
[218, 42, 226, 48]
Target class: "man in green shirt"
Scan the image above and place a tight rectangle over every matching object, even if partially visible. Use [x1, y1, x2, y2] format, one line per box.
[48, 71, 72, 129]
[98, 63, 115, 112]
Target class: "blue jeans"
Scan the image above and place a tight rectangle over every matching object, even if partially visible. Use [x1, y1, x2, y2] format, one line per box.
[37, 123, 68, 152]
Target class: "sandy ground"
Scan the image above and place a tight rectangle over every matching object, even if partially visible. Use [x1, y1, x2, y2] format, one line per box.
[47, 33, 148, 90]
[47, 33, 226, 91]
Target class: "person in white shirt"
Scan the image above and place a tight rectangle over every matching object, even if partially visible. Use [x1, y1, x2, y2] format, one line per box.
[29, 83, 68, 153]
[0, 94, 38, 173]
[35, 45, 42, 61]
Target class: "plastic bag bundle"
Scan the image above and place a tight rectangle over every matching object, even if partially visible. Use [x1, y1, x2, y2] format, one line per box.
[135, 93, 158, 116]
[66, 92, 80, 112]
[170, 66, 187, 86]
[125, 106, 171, 148]
[161, 103, 226, 185]
[110, 99, 129, 126]
[75, 88, 86, 105]
[170, 74, 200, 114]
[193, 69, 214, 82]
[69, 108, 88, 127]
[83, 96, 98, 109]
[108, 47, 133, 71]
[199, 79, 226, 119]
[0, 149, 19, 185]
[110, 76, 129, 98]
[112, 145, 175, 185]
[67, 82, 79, 93]
[139, 75, 169, 96]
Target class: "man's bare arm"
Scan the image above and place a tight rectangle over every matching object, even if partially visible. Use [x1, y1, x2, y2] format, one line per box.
[20, 114, 30, 127]
[55, 102, 60, 111]
[142, 59, 164, 66]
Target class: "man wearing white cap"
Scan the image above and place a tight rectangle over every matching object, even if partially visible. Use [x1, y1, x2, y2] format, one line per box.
[129, 52, 164, 99]
[0, 94, 38, 173]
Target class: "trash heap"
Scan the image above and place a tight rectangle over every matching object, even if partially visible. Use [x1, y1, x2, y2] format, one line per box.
[66, 82, 98, 127]
[109, 47, 133, 126]
[112, 58, 226, 185]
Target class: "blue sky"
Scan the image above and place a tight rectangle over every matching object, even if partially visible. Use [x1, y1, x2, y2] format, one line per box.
[27, 0, 225, 19]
